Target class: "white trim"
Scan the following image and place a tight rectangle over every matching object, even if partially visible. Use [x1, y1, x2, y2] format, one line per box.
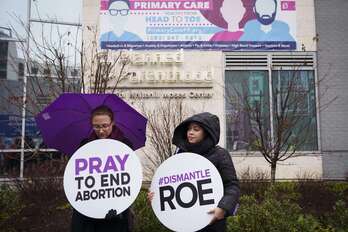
[313, 52, 322, 151]
[268, 54, 275, 146]
[229, 151, 322, 157]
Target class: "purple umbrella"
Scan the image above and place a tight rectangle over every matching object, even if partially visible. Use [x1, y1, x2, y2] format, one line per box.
[35, 93, 147, 155]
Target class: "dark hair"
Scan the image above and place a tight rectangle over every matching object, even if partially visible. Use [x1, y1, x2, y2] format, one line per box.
[186, 121, 207, 136]
[91, 105, 114, 121]
[108, 0, 130, 9]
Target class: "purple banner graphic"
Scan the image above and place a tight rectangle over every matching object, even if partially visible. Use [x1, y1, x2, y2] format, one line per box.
[99, 0, 297, 50]
[101, 41, 296, 50]
[281, 1, 296, 11]
[130, 0, 213, 10]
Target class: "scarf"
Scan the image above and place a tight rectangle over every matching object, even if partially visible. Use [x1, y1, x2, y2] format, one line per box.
[182, 136, 215, 156]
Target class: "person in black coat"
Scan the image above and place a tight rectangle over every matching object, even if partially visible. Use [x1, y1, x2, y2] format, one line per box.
[71, 105, 134, 232]
[172, 112, 240, 232]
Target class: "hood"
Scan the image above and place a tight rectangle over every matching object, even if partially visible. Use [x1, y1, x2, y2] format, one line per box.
[172, 112, 220, 150]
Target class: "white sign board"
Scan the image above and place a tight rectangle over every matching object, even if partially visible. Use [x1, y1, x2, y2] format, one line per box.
[64, 139, 143, 219]
[150, 152, 223, 232]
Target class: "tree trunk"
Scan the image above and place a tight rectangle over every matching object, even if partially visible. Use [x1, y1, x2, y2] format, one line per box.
[271, 162, 277, 183]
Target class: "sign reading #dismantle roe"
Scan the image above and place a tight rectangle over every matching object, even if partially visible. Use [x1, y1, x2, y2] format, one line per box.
[63, 139, 142, 219]
[151, 153, 223, 232]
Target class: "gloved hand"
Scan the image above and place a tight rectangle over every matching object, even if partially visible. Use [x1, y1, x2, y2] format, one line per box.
[105, 209, 123, 221]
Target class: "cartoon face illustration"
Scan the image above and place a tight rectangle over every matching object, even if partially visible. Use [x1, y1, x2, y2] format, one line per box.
[254, 0, 277, 25]
[220, 0, 245, 30]
[107, 0, 130, 34]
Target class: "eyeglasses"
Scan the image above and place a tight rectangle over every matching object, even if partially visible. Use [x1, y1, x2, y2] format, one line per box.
[109, 9, 129, 16]
[92, 122, 112, 130]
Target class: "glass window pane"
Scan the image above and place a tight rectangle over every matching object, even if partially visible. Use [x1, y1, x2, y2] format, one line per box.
[272, 70, 318, 151]
[225, 70, 270, 152]
[0, 41, 8, 79]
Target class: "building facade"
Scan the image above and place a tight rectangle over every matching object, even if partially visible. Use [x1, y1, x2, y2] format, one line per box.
[0, 27, 81, 150]
[82, 0, 348, 179]
[315, 0, 348, 179]
[0, 27, 25, 81]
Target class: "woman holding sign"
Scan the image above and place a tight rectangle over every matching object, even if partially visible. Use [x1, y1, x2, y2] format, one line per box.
[171, 112, 240, 232]
[71, 105, 134, 232]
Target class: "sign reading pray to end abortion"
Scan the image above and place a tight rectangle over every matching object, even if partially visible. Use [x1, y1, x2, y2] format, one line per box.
[63, 139, 142, 219]
[150, 152, 223, 231]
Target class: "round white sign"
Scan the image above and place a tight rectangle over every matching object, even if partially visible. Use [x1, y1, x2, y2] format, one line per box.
[63, 139, 143, 219]
[150, 152, 224, 232]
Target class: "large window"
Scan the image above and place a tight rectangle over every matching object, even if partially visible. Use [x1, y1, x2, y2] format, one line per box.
[225, 71, 270, 151]
[272, 70, 318, 151]
[225, 67, 318, 152]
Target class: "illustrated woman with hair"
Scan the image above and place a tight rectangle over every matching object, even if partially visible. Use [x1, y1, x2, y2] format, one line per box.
[100, 0, 142, 42]
[210, 0, 246, 41]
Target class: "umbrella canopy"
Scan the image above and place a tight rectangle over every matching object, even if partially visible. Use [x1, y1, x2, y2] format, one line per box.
[35, 93, 147, 155]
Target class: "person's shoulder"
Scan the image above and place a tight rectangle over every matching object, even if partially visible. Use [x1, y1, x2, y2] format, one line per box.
[100, 31, 113, 41]
[244, 19, 260, 29]
[272, 20, 290, 30]
[124, 31, 142, 41]
[208, 146, 234, 171]
[210, 30, 243, 41]
[270, 21, 294, 40]
[209, 30, 224, 41]
[240, 20, 261, 40]
[214, 145, 229, 153]
[209, 145, 230, 158]
[80, 138, 93, 147]
[120, 137, 134, 150]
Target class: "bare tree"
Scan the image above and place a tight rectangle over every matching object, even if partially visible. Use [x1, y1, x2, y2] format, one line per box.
[0, 15, 131, 174]
[1, 16, 131, 116]
[80, 25, 131, 94]
[225, 66, 335, 182]
[140, 99, 191, 179]
[0, 16, 131, 120]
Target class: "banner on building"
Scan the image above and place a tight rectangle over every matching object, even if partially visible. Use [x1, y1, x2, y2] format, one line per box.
[100, 0, 297, 50]
[63, 139, 143, 218]
[0, 114, 40, 148]
[150, 152, 224, 231]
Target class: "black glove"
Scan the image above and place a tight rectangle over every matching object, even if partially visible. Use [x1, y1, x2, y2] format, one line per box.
[105, 209, 122, 221]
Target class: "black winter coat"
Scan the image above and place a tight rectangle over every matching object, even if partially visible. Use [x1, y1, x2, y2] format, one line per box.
[172, 112, 240, 232]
